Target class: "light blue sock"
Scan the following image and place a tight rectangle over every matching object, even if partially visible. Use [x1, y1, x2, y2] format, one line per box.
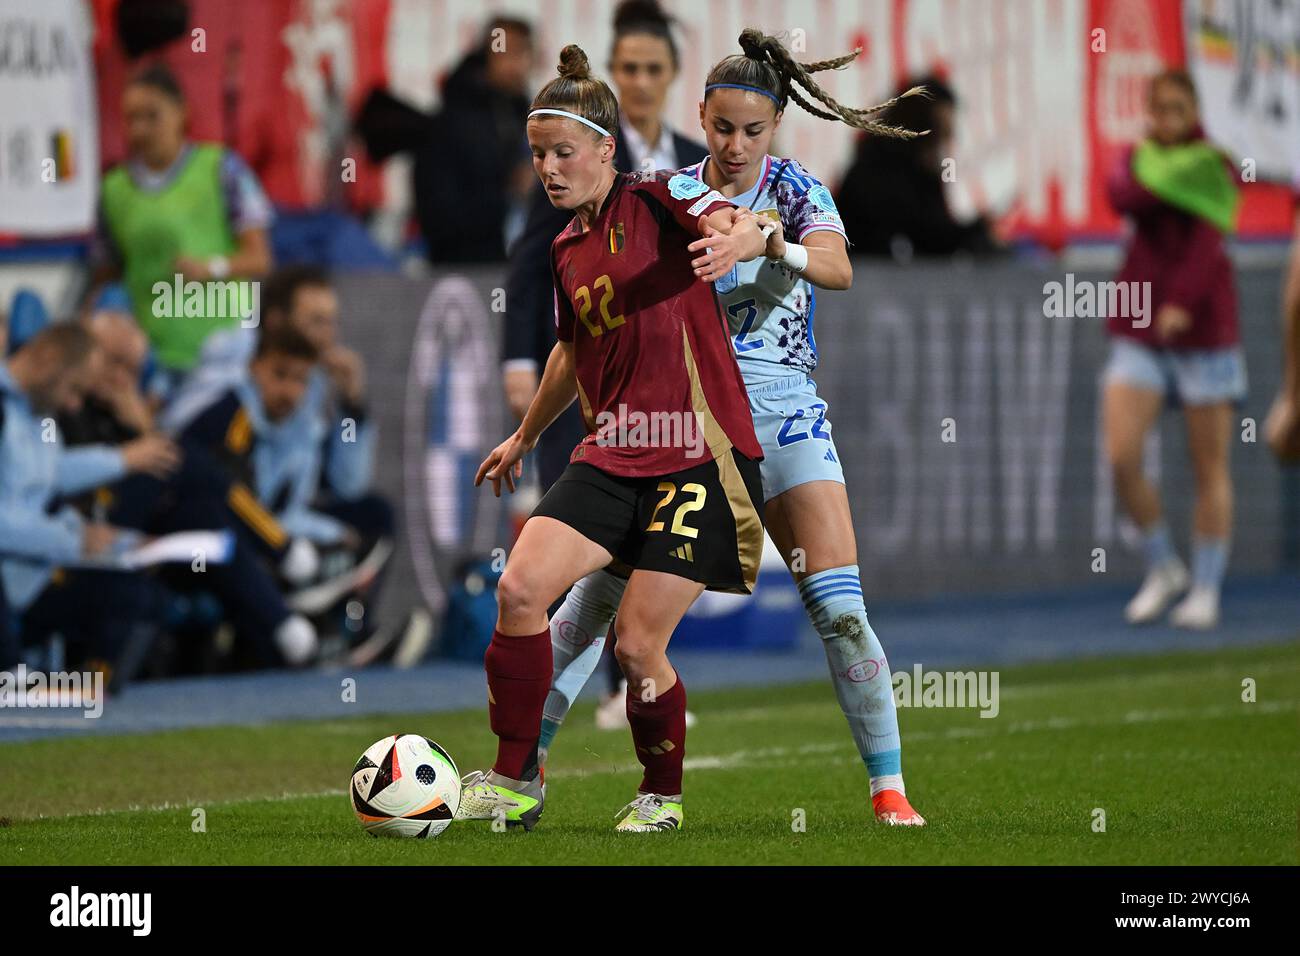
[538, 569, 626, 762]
[1143, 522, 1177, 570]
[1191, 537, 1229, 591]
[797, 566, 902, 781]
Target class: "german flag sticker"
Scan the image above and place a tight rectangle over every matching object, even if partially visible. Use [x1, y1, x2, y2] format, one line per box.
[608, 221, 625, 254]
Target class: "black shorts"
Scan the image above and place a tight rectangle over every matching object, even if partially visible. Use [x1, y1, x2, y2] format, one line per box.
[530, 447, 765, 594]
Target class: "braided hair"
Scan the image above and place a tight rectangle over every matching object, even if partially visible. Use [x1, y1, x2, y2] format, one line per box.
[705, 29, 928, 140]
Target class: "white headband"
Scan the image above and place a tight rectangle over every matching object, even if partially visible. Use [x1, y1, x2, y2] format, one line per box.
[527, 108, 612, 139]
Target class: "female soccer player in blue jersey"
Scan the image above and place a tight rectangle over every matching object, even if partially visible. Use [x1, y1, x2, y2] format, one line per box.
[539, 30, 930, 826]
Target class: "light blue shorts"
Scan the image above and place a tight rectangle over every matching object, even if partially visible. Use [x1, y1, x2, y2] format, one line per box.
[1103, 338, 1248, 407]
[746, 374, 846, 501]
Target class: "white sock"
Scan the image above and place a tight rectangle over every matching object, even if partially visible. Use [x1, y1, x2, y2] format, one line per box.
[869, 774, 905, 798]
[275, 614, 317, 665]
[281, 538, 320, 585]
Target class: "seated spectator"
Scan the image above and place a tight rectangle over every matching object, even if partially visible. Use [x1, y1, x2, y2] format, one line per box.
[412, 16, 537, 263]
[170, 322, 396, 654]
[57, 309, 320, 674]
[0, 324, 158, 687]
[170, 265, 401, 654]
[835, 75, 1001, 260]
[168, 266, 378, 506]
[85, 63, 273, 392]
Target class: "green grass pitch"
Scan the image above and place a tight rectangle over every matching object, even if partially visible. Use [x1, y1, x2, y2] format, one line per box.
[1, 642, 1296, 865]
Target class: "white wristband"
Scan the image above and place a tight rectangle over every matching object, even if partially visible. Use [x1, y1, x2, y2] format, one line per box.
[779, 243, 809, 273]
[208, 255, 231, 279]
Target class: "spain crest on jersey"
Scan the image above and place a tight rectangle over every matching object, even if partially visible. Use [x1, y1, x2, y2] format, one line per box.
[608, 221, 625, 254]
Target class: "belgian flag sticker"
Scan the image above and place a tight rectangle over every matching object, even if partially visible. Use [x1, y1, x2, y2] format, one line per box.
[608, 221, 625, 254]
[51, 130, 75, 181]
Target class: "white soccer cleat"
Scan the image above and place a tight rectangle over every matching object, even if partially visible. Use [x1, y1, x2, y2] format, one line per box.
[1124, 560, 1189, 624]
[595, 682, 630, 730]
[1169, 586, 1221, 630]
[453, 770, 545, 830]
[614, 793, 683, 832]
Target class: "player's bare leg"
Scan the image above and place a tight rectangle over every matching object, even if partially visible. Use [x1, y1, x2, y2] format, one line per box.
[1103, 382, 1188, 623]
[608, 569, 704, 832]
[765, 479, 924, 827]
[457, 517, 613, 829]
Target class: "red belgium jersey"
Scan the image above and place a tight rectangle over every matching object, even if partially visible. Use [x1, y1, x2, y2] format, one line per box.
[550, 169, 764, 477]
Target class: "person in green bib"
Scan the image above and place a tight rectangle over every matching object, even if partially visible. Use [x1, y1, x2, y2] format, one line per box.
[88, 64, 273, 387]
[1102, 69, 1244, 632]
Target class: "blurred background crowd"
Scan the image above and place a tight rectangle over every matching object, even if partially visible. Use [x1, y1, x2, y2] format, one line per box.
[0, 0, 1296, 699]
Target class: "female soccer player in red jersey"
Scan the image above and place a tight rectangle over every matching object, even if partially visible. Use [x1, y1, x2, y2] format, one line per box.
[458, 44, 769, 832]
[535, 31, 930, 827]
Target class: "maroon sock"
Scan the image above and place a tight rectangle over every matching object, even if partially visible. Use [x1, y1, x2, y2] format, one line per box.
[484, 628, 552, 781]
[626, 673, 687, 796]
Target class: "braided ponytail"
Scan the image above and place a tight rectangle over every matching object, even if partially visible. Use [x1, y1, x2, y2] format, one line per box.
[705, 29, 929, 140]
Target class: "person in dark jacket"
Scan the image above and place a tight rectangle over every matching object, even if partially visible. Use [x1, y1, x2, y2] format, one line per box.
[412, 17, 536, 264]
[1101, 69, 1243, 632]
[834, 74, 1000, 260]
[500, 0, 708, 730]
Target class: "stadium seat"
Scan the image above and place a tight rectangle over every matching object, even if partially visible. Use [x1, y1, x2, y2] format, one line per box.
[6, 289, 50, 355]
[91, 283, 133, 314]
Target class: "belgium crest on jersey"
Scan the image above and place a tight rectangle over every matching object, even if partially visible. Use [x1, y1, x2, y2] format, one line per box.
[608, 221, 625, 255]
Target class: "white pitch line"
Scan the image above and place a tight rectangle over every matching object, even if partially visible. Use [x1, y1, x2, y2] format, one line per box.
[14, 699, 1295, 824]
[708, 661, 1300, 724]
[0, 716, 95, 729]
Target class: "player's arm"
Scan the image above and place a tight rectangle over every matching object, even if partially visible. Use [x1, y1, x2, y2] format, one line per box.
[762, 221, 852, 290]
[175, 227, 272, 282]
[687, 207, 768, 283]
[1283, 221, 1300, 402]
[175, 152, 274, 281]
[769, 164, 853, 289]
[476, 341, 577, 497]
[519, 340, 578, 446]
[1265, 208, 1300, 461]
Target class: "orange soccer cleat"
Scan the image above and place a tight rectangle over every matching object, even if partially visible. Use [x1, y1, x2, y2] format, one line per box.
[872, 789, 927, 827]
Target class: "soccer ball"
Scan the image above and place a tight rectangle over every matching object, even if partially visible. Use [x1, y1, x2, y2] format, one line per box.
[350, 734, 461, 838]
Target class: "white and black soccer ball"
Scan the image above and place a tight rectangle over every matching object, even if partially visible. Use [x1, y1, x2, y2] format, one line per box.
[350, 734, 461, 838]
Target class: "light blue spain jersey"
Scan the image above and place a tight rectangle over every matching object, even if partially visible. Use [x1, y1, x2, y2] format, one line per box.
[678, 154, 848, 385]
